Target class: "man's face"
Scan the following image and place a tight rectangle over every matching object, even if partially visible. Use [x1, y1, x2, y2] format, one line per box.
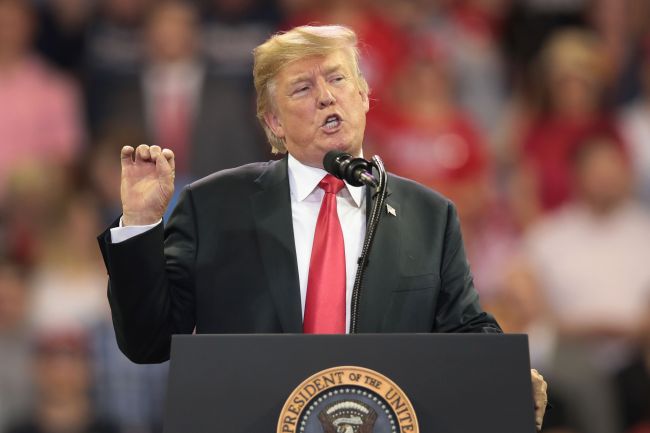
[145, 3, 197, 63]
[264, 50, 369, 168]
[575, 140, 631, 214]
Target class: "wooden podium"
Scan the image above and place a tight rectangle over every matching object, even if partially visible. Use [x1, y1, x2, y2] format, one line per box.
[163, 333, 536, 433]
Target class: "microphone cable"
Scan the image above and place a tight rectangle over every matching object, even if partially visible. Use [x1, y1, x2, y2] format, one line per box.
[349, 154, 388, 333]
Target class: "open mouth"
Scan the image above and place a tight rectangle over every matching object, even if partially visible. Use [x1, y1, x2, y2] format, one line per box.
[322, 114, 342, 131]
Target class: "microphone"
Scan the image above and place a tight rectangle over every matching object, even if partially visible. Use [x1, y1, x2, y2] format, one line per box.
[323, 151, 379, 188]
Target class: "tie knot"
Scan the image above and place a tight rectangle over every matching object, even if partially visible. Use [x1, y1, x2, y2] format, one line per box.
[319, 174, 345, 195]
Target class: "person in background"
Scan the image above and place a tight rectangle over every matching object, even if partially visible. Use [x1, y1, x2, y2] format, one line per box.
[90, 319, 168, 433]
[0, 0, 83, 201]
[200, 0, 278, 76]
[84, 0, 149, 76]
[1, 161, 71, 267]
[28, 188, 109, 332]
[5, 328, 119, 433]
[517, 29, 622, 213]
[526, 133, 650, 370]
[98, 0, 267, 181]
[619, 35, 650, 205]
[365, 36, 489, 219]
[616, 300, 650, 433]
[488, 255, 612, 433]
[0, 257, 33, 433]
[84, 0, 150, 132]
[427, 0, 510, 141]
[35, 0, 92, 79]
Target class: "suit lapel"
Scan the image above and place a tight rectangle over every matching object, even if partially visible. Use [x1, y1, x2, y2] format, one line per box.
[356, 185, 401, 332]
[251, 158, 303, 333]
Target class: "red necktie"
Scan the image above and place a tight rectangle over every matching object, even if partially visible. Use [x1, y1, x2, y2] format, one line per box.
[155, 90, 190, 175]
[303, 174, 346, 334]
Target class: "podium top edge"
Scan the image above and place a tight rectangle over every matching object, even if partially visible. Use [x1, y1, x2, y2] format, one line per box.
[172, 333, 528, 340]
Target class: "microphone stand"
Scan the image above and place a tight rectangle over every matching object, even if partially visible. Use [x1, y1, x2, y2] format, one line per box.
[349, 155, 388, 334]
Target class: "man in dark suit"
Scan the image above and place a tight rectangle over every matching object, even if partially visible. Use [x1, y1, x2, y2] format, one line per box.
[97, 24, 548, 429]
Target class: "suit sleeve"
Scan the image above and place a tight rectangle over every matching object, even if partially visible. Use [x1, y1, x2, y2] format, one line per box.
[434, 201, 502, 333]
[97, 188, 198, 363]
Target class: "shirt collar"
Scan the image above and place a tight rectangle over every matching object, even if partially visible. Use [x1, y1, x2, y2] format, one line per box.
[287, 154, 364, 207]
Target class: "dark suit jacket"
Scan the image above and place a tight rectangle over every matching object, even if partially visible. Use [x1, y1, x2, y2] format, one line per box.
[97, 157, 500, 364]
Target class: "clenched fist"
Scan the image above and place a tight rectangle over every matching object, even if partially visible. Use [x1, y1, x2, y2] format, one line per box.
[120, 144, 175, 226]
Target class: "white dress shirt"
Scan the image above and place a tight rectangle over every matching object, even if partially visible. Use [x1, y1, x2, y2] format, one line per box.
[287, 154, 366, 331]
[110, 154, 367, 331]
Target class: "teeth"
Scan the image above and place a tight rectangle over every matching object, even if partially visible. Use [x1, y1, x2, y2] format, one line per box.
[324, 116, 340, 129]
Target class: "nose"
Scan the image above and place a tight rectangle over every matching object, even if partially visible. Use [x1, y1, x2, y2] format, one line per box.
[317, 80, 335, 108]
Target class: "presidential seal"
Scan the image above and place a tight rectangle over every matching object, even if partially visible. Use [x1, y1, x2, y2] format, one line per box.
[277, 366, 419, 433]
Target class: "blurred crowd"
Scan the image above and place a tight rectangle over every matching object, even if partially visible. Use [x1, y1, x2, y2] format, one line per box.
[0, 0, 649, 432]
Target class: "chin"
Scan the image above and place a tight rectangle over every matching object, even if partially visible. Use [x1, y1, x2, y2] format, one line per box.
[326, 139, 361, 156]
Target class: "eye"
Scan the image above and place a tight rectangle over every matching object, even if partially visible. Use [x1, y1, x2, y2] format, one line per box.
[330, 75, 345, 83]
[292, 85, 310, 96]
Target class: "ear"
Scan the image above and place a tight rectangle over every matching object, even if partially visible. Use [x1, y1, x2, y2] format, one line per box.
[263, 111, 285, 139]
[360, 89, 369, 113]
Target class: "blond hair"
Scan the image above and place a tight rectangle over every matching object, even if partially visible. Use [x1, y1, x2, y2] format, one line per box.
[253, 25, 369, 154]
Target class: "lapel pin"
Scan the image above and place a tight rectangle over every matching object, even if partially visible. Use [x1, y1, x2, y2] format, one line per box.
[386, 204, 397, 216]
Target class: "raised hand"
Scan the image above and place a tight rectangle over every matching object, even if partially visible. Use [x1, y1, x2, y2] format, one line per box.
[120, 144, 175, 226]
[531, 369, 548, 431]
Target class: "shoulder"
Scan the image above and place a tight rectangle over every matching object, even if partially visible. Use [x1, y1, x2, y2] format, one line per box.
[185, 159, 280, 196]
[385, 172, 458, 234]
[387, 172, 451, 210]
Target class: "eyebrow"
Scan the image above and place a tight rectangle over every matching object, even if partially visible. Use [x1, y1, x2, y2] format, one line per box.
[323, 65, 343, 76]
[287, 64, 344, 86]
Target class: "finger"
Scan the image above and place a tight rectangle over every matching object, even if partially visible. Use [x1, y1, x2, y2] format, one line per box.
[162, 148, 175, 172]
[156, 149, 174, 178]
[150, 145, 162, 161]
[135, 144, 151, 162]
[536, 407, 545, 430]
[534, 390, 547, 406]
[120, 146, 135, 167]
[535, 392, 547, 430]
[530, 368, 548, 430]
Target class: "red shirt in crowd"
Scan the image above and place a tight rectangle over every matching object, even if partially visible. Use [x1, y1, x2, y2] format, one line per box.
[521, 115, 624, 211]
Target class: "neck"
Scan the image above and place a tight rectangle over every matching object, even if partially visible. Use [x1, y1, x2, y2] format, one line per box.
[289, 148, 364, 171]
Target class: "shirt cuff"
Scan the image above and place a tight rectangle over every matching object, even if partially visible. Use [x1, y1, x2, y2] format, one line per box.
[110, 217, 162, 244]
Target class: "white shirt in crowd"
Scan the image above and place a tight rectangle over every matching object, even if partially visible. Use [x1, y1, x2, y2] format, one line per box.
[525, 201, 650, 369]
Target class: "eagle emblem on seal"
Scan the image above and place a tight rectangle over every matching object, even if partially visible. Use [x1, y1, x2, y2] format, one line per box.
[317, 400, 378, 433]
